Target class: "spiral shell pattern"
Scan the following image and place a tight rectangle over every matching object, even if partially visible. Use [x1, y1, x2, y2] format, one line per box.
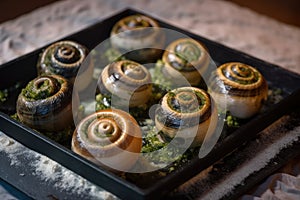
[209, 62, 268, 118]
[98, 60, 152, 107]
[155, 87, 217, 147]
[110, 15, 165, 62]
[162, 38, 210, 86]
[72, 109, 142, 171]
[38, 40, 93, 91]
[17, 75, 73, 131]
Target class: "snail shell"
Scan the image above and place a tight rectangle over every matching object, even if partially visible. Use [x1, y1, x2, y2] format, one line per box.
[209, 62, 268, 118]
[71, 109, 142, 171]
[110, 15, 165, 62]
[155, 87, 217, 147]
[162, 38, 210, 86]
[37, 40, 94, 91]
[98, 60, 152, 107]
[16, 75, 73, 132]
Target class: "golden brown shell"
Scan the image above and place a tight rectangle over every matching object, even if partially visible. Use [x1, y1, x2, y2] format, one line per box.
[37, 40, 94, 91]
[98, 60, 152, 107]
[155, 87, 217, 147]
[71, 109, 142, 171]
[162, 38, 210, 86]
[209, 62, 268, 118]
[110, 15, 165, 62]
[16, 75, 73, 132]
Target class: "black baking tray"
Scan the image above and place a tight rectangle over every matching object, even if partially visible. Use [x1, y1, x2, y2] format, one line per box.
[1, 8, 300, 200]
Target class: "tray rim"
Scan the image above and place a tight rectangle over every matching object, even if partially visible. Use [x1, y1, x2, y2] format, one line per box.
[1, 7, 300, 200]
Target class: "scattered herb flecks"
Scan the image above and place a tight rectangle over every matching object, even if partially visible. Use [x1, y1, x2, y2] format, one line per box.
[226, 113, 240, 128]
[0, 89, 8, 102]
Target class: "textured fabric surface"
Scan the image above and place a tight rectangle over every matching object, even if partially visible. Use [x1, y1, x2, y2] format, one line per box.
[0, 0, 299, 74]
[0, 0, 300, 199]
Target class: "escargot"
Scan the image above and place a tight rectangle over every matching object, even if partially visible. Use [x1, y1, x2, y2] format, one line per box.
[209, 62, 268, 118]
[162, 38, 210, 86]
[37, 40, 93, 91]
[71, 109, 142, 171]
[98, 60, 152, 107]
[16, 75, 74, 132]
[155, 87, 217, 147]
[110, 15, 165, 62]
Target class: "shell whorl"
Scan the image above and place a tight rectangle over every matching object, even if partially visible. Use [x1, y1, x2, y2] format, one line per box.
[99, 60, 152, 107]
